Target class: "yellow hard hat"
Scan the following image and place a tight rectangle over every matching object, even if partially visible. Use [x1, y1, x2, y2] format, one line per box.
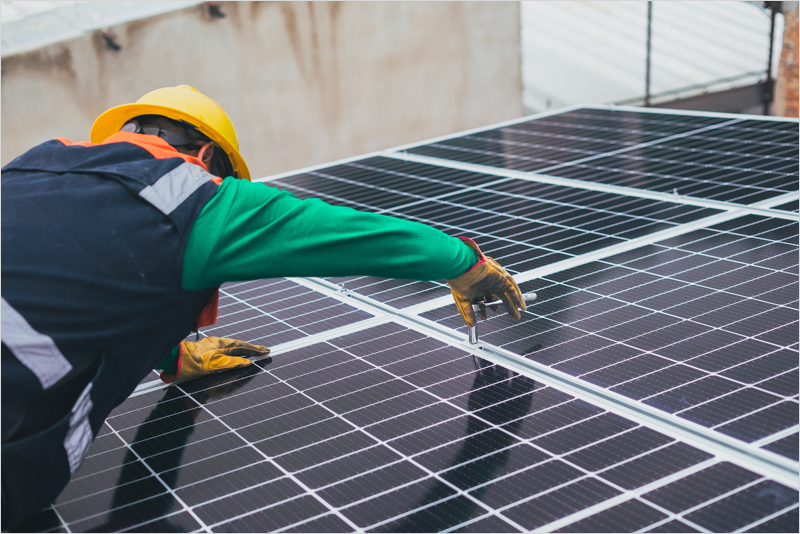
[91, 85, 250, 180]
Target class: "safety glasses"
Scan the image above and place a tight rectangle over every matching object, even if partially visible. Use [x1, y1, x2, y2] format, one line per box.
[120, 119, 206, 147]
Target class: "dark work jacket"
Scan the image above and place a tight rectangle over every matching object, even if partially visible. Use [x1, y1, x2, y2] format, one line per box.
[1, 132, 220, 527]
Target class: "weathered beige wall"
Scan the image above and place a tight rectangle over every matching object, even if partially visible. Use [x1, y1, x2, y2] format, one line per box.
[1, 1, 522, 177]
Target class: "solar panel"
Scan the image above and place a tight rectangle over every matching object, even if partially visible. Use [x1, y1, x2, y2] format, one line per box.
[420, 214, 798, 457]
[20, 106, 798, 533]
[20, 324, 798, 532]
[406, 109, 732, 171]
[404, 109, 799, 208]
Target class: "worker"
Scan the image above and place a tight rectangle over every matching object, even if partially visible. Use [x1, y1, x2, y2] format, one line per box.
[1, 85, 525, 528]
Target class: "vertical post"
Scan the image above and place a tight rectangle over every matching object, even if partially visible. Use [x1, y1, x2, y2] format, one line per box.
[645, 1, 653, 106]
[764, 1, 778, 115]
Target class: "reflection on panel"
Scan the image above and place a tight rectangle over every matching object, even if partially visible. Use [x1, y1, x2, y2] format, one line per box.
[406, 109, 799, 206]
[407, 109, 729, 172]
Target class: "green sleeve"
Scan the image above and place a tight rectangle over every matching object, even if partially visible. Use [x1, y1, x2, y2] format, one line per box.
[182, 178, 479, 290]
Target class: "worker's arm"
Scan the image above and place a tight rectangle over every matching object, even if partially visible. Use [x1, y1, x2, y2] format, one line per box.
[157, 179, 481, 382]
[182, 178, 480, 289]
[159, 178, 523, 382]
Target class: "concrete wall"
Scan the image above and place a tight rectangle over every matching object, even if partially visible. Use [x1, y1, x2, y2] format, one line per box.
[1, 1, 523, 178]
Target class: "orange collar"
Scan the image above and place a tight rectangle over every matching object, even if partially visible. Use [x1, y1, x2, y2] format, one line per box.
[57, 132, 209, 172]
[102, 131, 209, 172]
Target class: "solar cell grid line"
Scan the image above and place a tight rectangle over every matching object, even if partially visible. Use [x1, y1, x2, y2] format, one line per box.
[28, 320, 796, 532]
[590, 104, 799, 123]
[270, 178, 385, 214]
[353, 201, 795, 317]
[98, 416, 212, 533]
[553, 483, 799, 534]
[215, 278, 372, 334]
[315, 158, 502, 194]
[28, 322, 796, 534]
[402, 109, 741, 174]
[133, 314, 392, 397]
[524, 460, 772, 533]
[270, 159, 738, 310]
[379, 104, 668, 155]
[502, 120, 796, 154]
[421, 296, 795, 443]
[398, 107, 796, 175]
[394, 108, 798, 209]
[175, 389, 367, 533]
[540, 149, 797, 208]
[434, 223, 796, 352]
[400, 317, 798, 492]
[500, 117, 798, 176]
[270, 152, 796, 232]
[200, 361, 529, 532]
[112, 400, 352, 533]
[206, 280, 375, 345]
[420, 215, 798, 456]
[400, 139, 797, 209]
[402, 187, 717, 238]
[268, 157, 505, 217]
[258, 320, 768, 512]
[533, 121, 799, 204]
[382, 151, 800, 223]
[11, 506, 70, 534]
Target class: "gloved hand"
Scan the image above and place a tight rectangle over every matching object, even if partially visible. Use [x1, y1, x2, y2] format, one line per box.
[160, 337, 270, 384]
[445, 237, 526, 328]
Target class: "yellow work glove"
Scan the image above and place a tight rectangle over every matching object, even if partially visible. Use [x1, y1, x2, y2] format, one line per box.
[445, 237, 526, 328]
[160, 337, 270, 384]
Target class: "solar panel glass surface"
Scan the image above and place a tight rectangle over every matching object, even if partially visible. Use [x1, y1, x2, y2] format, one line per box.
[406, 109, 732, 172]
[421, 215, 799, 457]
[406, 109, 799, 208]
[19, 323, 798, 533]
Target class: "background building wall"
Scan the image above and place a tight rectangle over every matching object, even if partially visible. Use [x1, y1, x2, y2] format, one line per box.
[1, 1, 523, 178]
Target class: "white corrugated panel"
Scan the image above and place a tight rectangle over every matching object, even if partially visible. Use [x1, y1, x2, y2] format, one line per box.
[522, 1, 785, 112]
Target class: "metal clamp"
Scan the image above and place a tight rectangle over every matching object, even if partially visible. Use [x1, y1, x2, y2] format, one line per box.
[468, 292, 537, 345]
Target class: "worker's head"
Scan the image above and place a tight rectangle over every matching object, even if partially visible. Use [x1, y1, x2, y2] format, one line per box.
[90, 85, 250, 180]
[119, 115, 232, 178]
